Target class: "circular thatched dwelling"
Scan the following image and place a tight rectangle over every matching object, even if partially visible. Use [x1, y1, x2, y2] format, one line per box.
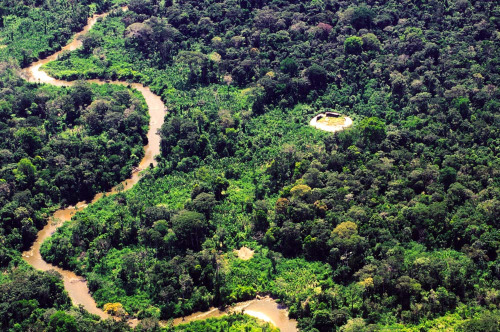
[310, 112, 353, 132]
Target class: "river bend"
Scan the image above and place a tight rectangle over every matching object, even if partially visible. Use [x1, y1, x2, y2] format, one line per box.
[19, 7, 297, 332]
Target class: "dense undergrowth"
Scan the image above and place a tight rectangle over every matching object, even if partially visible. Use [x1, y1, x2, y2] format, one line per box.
[163, 314, 279, 332]
[0, 0, 122, 66]
[0, 1, 151, 331]
[2, 0, 500, 331]
[0, 62, 148, 263]
[0, 63, 149, 329]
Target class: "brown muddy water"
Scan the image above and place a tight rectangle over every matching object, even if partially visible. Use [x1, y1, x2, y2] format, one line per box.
[21, 6, 164, 321]
[19, 7, 297, 331]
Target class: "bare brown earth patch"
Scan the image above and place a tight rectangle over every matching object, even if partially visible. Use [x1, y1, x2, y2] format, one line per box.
[235, 246, 255, 260]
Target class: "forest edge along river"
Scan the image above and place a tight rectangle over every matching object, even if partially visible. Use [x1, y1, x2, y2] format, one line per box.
[20, 6, 298, 332]
[21, 6, 165, 322]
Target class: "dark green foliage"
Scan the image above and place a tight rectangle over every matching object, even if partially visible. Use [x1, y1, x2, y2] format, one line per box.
[48, 311, 78, 332]
[0, 63, 147, 262]
[0, 269, 71, 328]
[306, 64, 328, 90]
[190, 193, 217, 218]
[164, 314, 279, 332]
[358, 116, 386, 143]
[171, 210, 208, 250]
[351, 6, 375, 30]
[0, 0, 114, 66]
[280, 57, 299, 77]
[2, 0, 500, 331]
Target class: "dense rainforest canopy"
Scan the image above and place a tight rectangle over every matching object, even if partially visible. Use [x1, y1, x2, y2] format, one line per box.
[1, 0, 499, 331]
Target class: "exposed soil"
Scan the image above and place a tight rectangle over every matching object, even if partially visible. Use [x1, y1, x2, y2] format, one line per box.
[235, 246, 255, 260]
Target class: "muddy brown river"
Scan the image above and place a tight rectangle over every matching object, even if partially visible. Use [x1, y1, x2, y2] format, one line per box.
[20, 7, 297, 332]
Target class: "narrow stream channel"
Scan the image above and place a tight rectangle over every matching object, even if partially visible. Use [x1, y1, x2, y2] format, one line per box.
[19, 7, 297, 331]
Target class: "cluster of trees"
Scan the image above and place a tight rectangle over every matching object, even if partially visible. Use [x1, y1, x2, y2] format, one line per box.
[0, 62, 148, 265]
[3, 0, 500, 331]
[164, 314, 279, 332]
[157, 86, 253, 172]
[41, 169, 226, 318]
[0, 267, 132, 331]
[0, 0, 115, 66]
[0, 268, 71, 329]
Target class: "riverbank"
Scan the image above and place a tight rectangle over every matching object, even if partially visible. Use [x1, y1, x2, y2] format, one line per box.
[19, 6, 298, 332]
[170, 296, 297, 332]
[21, 6, 165, 322]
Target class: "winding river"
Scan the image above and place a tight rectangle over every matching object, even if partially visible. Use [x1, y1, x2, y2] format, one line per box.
[19, 7, 297, 332]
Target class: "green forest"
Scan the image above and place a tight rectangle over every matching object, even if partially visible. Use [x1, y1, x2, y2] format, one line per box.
[0, 64, 149, 260]
[164, 314, 279, 332]
[1, 0, 499, 331]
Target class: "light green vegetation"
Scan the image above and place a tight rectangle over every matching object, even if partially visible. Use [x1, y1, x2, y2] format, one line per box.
[40, 84, 330, 318]
[164, 314, 279, 332]
[0, 0, 116, 66]
[2, 0, 500, 331]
